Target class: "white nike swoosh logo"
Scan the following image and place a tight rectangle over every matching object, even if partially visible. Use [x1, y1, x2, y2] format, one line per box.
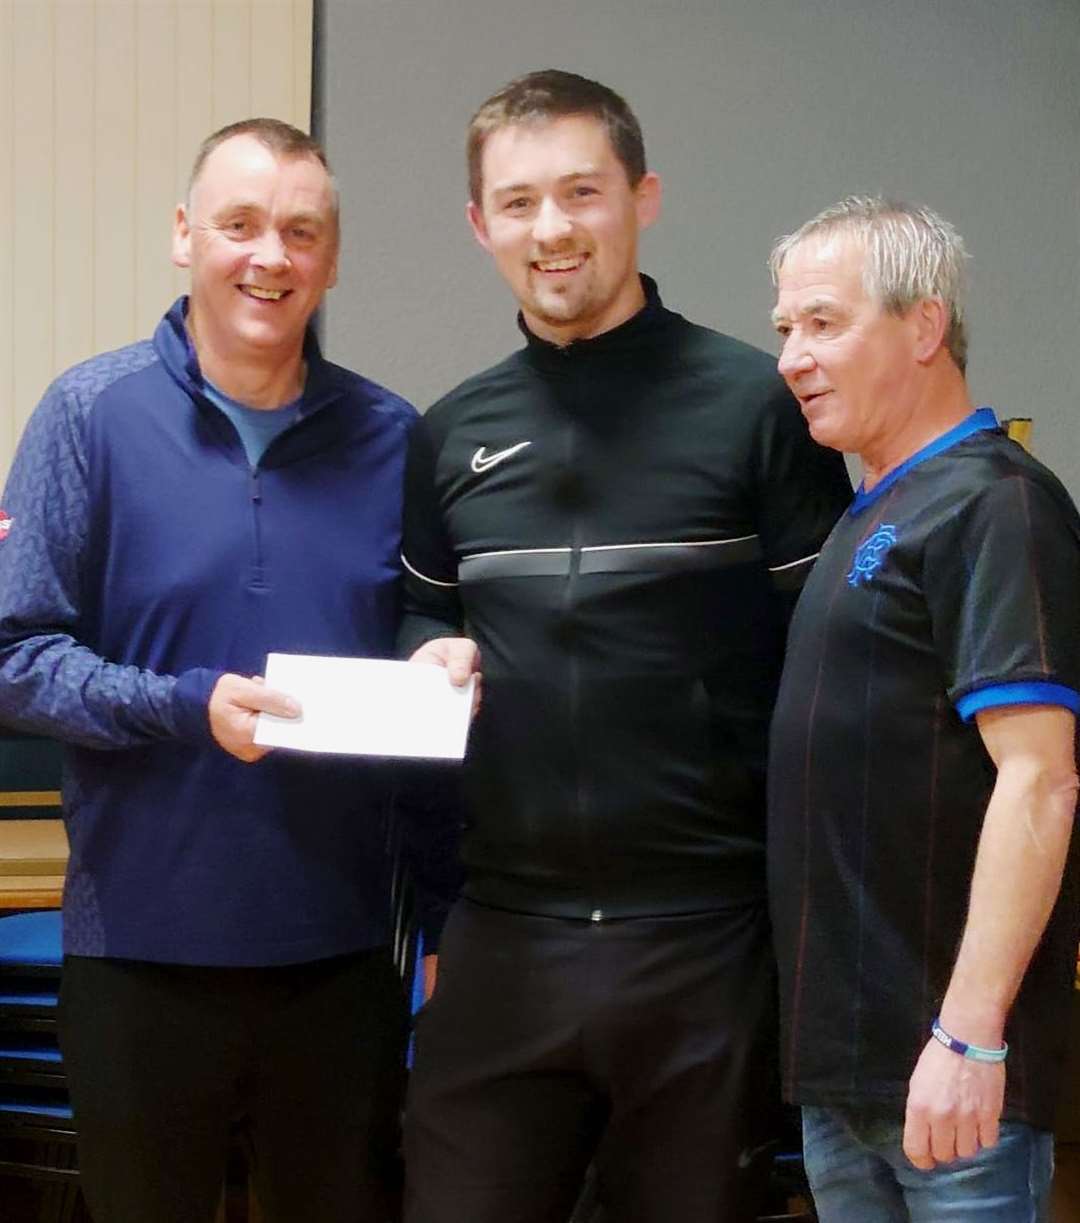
[470, 442, 532, 473]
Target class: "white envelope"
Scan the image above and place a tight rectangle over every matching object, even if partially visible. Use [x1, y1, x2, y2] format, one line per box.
[253, 652, 474, 760]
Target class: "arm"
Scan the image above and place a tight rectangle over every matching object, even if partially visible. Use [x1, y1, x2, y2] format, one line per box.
[0, 375, 297, 759]
[398, 411, 481, 689]
[903, 703, 1078, 1168]
[752, 376, 852, 620]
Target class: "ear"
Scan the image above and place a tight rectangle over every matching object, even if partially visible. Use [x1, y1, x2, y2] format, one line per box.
[171, 203, 192, 269]
[912, 297, 949, 364]
[466, 199, 493, 254]
[326, 234, 339, 290]
[634, 171, 662, 232]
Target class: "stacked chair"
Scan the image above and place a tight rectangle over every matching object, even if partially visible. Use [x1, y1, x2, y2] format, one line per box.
[0, 908, 88, 1223]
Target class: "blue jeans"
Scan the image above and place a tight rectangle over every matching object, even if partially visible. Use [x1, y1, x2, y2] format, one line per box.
[801, 1105, 1054, 1222]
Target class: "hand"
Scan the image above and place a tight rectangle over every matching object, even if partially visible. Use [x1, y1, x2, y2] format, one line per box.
[903, 1037, 1005, 1169]
[208, 673, 301, 763]
[422, 953, 438, 1002]
[409, 637, 482, 716]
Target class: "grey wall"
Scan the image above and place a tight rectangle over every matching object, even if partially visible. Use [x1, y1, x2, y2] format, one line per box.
[318, 0, 1080, 498]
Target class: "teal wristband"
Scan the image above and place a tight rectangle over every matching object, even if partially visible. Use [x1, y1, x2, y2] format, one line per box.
[930, 1017, 1008, 1064]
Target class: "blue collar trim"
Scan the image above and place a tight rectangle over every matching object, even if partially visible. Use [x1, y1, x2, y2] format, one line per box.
[850, 407, 999, 515]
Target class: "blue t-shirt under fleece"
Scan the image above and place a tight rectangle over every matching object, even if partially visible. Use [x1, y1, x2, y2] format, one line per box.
[203, 380, 302, 467]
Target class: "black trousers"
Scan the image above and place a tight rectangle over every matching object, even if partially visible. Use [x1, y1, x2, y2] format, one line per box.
[404, 899, 778, 1223]
[59, 948, 408, 1223]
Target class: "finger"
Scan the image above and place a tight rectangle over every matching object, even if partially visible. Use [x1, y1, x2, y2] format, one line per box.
[446, 646, 478, 686]
[929, 1117, 958, 1166]
[954, 1114, 979, 1161]
[409, 641, 449, 667]
[902, 1110, 934, 1171]
[241, 685, 301, 719]
[977, 1112, 1000, 1151]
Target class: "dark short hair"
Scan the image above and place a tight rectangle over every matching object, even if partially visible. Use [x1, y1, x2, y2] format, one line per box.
[467, 69, 646, 204]
[188, 117, 336, 212]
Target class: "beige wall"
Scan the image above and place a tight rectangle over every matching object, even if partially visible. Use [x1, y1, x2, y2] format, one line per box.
[0, 0, 313, 485]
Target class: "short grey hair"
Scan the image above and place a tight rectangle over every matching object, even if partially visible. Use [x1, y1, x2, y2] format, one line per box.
[769, 195, 970, 373]
[187, 116, 339, 223]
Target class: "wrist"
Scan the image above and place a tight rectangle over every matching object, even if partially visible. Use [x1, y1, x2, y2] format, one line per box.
[930, 1015, 1008, 1063]
[937, 996, 1008, 1048]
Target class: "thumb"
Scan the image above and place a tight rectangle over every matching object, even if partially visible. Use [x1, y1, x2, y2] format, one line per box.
[247, 685, 301, 719]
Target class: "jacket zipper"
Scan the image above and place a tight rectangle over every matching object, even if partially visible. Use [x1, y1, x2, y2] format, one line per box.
[248, 468, 266, 590]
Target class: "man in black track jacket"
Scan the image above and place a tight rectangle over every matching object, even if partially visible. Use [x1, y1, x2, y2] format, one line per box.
[399, 69, 852, 1223]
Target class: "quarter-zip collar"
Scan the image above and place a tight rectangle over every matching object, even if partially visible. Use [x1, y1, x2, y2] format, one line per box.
[154, 296, 347, 420]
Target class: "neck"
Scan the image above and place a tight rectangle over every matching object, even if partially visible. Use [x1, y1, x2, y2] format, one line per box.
[188, 316, 306, 409]
[862, 366, 974, 491]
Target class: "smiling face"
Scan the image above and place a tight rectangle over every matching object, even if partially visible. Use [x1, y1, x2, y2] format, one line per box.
[772, 234, 925, 459]
[467, 115, 660, 344]
[172, 133, 339, 368]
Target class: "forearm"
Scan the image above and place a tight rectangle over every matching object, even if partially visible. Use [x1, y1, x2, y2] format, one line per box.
[939, 724, 1078, 1045]
[0, 635, 216, 749]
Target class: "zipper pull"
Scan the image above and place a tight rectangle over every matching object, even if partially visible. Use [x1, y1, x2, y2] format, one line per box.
[250, 470, 261, 503]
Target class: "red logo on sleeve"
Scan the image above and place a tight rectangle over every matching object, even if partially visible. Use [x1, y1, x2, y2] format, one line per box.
[0, 511, 13, 541]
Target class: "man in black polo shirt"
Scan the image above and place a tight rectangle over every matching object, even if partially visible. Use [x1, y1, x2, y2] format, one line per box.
[768, 195, 1080, 1221]
[399, 70, 852, 1222]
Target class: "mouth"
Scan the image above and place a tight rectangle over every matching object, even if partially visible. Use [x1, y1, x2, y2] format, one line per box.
[799, 389, 831, 410]
[238, 285, 291, 302]
[530, 254, 588, 275]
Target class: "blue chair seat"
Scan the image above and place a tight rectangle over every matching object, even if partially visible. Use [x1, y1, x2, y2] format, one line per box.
[0, 1045, 62, 1064]
[0, 990, 58, 1008]
[0, 1096, 73, 1121]
[0, 912, 62, 969]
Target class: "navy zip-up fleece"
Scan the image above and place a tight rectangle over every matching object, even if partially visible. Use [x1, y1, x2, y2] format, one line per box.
[0, 298, 428, 965]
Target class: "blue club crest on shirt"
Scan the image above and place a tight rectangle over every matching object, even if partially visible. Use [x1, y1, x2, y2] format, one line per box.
[847, 524, 897, 587]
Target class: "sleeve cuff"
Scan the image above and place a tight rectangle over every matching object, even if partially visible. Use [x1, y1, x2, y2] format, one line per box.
[955, 681, 1080, 723]
[171, 667, 226, 744]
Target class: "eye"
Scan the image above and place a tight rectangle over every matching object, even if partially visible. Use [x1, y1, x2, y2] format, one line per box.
[224, 218, 251, 237]
[504, 197, 531, 212]
[811, 316, 834, 334]
[572, 184, 598, 198]
[289, 226, 317, 243]
[774, 323, 791, 340]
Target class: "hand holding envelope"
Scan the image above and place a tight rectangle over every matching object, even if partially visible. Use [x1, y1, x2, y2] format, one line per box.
[254, 652, 477, 759]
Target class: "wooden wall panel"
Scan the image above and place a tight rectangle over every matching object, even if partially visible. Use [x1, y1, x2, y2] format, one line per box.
[53, 1, 95, 375]
[0, 0, 314, 487]
[211, 0, 251, 131]
[93, 2, 138, 354]
[172, 0, 214, 302]
[0, 2, 14, 479]
[11, 0, 53, 446]
[251, 1, 295, 123]
[135, 0, 178, 339]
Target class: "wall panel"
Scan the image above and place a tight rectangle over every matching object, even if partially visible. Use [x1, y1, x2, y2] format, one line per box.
[0, 0, 314, 485]
[53, 1, 95, 375]
[11, 0, 53, 444]
[0, 2, 14, 473]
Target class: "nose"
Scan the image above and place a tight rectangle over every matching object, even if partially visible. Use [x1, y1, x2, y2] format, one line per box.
[777, 334, 814, 382]
[531, 197, 573, 246]
[250, 227, 289, 272]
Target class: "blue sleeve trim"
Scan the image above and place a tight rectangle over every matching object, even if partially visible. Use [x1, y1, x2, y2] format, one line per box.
[956, 681, 1080, 722]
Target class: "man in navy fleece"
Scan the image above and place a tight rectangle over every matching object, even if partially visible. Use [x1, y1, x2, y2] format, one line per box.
[0, 119, 447, 1223]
